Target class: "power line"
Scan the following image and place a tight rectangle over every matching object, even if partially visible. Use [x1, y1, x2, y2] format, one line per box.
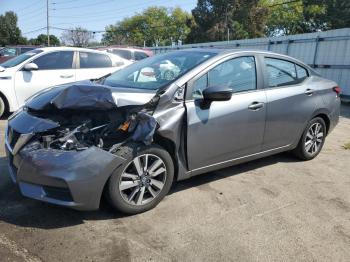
[52, 0, 116, 10]
[51, 0, 166, 19]
[52, 0, 80, 5]
[14, 0, 43, 14]
[22, 27, 47, 35]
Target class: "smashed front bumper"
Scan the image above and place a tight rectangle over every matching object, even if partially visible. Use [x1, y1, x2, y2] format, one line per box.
[5, 130, 126, 211]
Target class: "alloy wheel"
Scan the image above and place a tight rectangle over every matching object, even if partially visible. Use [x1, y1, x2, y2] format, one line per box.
[304, 122, 324, 155]
[119, 154, 167, 206]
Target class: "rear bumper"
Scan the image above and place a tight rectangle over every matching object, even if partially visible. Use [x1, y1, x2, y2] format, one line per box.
[328, 98, 341, 134]
[5, 141, 126, 211]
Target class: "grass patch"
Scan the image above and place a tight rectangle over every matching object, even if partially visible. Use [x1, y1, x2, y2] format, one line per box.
[343, 142, 350, 150]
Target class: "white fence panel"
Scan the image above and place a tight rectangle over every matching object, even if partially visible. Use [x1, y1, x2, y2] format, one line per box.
[149, 28, 350, 98]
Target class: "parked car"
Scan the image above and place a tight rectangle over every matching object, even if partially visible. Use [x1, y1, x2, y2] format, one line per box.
[0, 47, 131, 117]
[0, 45, 38, 64]
[5, 49, 340, 214]
[99, 46, 153, 61]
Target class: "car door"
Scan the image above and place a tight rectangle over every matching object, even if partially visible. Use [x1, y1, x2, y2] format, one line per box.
[14, 50, 76, 107]
[262, 56, 321, 150]
[75, 51, 118, 81]
[186, 55, 267, 171]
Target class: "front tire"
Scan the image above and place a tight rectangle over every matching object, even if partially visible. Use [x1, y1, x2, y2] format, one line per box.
[0, 96, 6, 118]
[107, 143, 174, 214]
[293, 117, 326, 160]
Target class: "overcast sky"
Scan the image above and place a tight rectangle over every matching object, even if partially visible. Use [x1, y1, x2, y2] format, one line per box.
[0, 0, 197, 41]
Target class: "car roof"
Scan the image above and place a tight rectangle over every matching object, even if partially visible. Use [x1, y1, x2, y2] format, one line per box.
[35, 46, 108, 53]
[177, 48, 281, 55]
[175, 48, 310, 67]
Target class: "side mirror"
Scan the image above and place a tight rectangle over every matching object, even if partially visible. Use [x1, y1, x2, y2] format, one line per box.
[23, 62, 38, 71]
[202, 86, 232, 102]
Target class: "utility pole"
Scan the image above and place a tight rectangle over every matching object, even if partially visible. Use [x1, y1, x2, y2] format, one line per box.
[46, 0, 50, 46]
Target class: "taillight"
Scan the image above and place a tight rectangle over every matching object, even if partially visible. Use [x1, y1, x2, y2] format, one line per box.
[333, 86, 341, 95]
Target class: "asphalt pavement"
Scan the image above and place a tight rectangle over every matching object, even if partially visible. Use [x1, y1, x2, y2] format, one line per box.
[0, 105, 349, 262]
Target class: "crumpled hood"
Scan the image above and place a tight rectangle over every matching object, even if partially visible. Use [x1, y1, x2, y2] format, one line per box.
[26, 80, 157, 111]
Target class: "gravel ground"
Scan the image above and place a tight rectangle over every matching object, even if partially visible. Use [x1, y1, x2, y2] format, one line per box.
[0, 105, 349, 262]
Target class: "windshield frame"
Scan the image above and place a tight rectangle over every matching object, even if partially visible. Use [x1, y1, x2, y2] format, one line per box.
[103, 50, 217, 92]
[1, 49, 43, 68]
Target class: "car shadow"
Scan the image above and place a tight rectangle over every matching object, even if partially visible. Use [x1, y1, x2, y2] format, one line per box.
[170, 152, 296, 194]
[0, 152, 297, 230]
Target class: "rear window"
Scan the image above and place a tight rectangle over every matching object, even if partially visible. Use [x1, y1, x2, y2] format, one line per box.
[264, 58, 308, 87]
[109, 49, 132, 60]
[20, 47, 35, 54]
[79, 52, 112, 68]
[134, 51, 148, 61]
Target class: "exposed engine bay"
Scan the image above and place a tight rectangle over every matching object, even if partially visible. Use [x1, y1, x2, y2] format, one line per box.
[26, 107, 157, 153]
[18, 82, 160, 153]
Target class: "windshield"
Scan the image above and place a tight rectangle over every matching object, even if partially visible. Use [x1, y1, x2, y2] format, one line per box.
[1, 49, 43, 68]
[104, 51, 216, 90]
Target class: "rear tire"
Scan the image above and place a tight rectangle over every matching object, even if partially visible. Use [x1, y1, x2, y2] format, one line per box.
[293, 117, 326, 160]
[107, 142, 174, 214]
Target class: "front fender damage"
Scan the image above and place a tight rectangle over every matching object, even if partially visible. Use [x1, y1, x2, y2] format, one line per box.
[6, 82, 170, 210]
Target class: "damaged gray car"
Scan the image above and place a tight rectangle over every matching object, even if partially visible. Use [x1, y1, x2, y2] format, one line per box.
[5, 49, 340, 214]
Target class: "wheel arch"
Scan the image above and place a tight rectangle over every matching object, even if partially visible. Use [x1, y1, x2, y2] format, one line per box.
[0, 91, 10, 115]
[311, 109, 331, 135]
[153, 135, 179, 182]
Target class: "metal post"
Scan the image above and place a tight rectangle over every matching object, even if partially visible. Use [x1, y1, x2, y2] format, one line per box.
[313, 36, 320, 68]
[285, 40, 290, 55]
[46, 0, 50, 46]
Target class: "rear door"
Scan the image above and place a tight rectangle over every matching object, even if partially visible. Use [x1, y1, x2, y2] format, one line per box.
[14, 50, 76, 107]
[75, 51, 116, 81]
[186, 55, 267, 171]
[262, 56, 319, 150]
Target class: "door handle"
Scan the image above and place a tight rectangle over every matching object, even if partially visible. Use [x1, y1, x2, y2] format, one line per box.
[248, 102, 264, 111]
[60, 74, 74, 78]
[304, 89, 314, 96]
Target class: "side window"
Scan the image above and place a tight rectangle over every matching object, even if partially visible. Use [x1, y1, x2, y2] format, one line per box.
[134, 51, 148, 61]
[79, 52, 112, 68]
[110, 49, 132, 60]
[265, 58, 303, 87]
[192, 74, 208, 99]
[33, 51, 74, 70]
[296, 64, 308, 80]
[191, 56, 256, 98]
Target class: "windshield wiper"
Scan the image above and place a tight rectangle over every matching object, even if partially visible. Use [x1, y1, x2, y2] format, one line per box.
[90, 73, 112, 84]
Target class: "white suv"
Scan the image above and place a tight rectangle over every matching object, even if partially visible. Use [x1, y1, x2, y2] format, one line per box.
[0, 47, 131, 117]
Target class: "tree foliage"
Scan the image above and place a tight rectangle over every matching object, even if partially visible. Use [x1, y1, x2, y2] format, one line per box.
[262, 0, 350, 36]
[60, 27, 94, 47]
[0, 11, 27, 46]
[187, 0, 269, 43]
[29, 34, 60, 46]
[102, 7, 191, 46]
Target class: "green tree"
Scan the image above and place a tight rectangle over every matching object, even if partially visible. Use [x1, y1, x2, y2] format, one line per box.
[262, 0, 350, 36]
[187, 0, 269, 43]
[102, 6, 191, 46]
[303, 0, 350, 31]
[29, 34, 60, 46]
[0, 11, 24, 46]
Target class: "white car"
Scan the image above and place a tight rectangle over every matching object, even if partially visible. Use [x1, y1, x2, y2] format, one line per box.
[0, 47, 131, 117]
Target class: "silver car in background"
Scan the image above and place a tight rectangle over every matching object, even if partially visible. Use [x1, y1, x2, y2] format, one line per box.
[5, 49, 340, 214]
